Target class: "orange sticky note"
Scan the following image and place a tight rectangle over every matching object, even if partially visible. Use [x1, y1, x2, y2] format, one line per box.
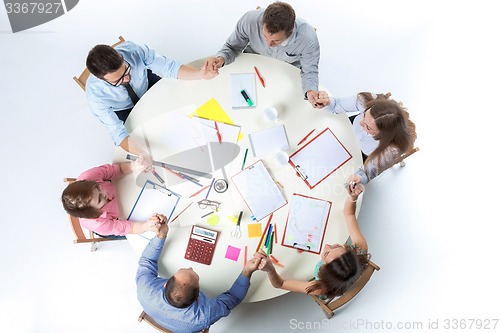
[247, 223, 262, 238]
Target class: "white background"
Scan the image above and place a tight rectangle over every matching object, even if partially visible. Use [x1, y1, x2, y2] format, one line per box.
[0, 0, 499, 332]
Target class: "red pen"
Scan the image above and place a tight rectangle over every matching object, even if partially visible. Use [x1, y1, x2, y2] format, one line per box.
[297, 129, 315, 145]
[189, 185, 209, 198]
[254, 66, 265, 87]
[214, 121, 222, 144]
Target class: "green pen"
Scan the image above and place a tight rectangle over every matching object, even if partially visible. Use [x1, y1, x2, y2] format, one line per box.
[241, 148, 249, 170]
[240, 89, 254, 107]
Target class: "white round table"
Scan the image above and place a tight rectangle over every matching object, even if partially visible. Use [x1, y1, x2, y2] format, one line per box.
[113, 53, 363, 302]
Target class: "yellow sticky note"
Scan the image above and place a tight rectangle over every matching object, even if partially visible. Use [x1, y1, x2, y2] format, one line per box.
[190, 98, 244, 141]
[207, 214, 220, 226]
[247, 223, 262, 238]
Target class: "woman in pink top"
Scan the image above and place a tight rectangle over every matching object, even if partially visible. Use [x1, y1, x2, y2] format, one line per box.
[61, 163, 156, 236]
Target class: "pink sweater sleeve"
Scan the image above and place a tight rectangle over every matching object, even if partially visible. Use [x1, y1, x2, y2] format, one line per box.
[77, 164, 123, 182]
[80, 216, 131, 236]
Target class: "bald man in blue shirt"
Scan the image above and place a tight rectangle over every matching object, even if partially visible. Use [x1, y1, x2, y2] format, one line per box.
[136, 215, 261, 332]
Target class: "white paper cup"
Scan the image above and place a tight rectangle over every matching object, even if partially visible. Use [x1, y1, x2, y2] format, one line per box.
[264, 106, 278, 122]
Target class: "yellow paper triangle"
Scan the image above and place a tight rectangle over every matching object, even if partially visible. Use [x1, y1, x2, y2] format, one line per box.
[190, 98, 244, 141]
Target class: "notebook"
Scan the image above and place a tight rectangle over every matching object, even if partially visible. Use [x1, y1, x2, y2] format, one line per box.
[184, 225, 219, 265]
[230, 73, 257, 109]
[248, 124, 289, 157]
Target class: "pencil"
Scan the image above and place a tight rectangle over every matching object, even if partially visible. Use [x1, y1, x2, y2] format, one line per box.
[189, 185, 209, 198]
[274, 223, 277, 244]
[170, 202, 193, 223]
[244, 245, 248, 267]
[201, 211, 214, 218]
[270, 255, 285, 268]
[297, 129, 315, 145]
[205, 178, 216, 199]
[241, 148, 249, 170]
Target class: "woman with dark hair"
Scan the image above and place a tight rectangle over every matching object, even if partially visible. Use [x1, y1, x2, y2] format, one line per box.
[255, 184, 369, 299]
[317, 92, 417, 184]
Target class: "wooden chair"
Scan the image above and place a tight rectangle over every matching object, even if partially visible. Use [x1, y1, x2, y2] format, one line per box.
[395, 146, 419, 167]
[138, 311, 209, 333]
[63, 178, 123, 252]
[73, 36, 126, 91]
[309, 260, 380, 319]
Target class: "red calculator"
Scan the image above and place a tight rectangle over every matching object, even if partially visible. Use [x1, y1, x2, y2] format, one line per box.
[184, 226, 219, 265]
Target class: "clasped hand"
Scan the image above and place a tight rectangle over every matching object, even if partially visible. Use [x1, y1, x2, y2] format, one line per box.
[147, 213, 169, 238]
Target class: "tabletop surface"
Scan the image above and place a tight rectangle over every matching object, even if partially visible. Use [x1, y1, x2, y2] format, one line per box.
[113, 53, 363, 302]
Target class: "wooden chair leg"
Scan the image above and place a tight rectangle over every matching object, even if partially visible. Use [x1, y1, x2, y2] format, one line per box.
[89, 231, 98, 252]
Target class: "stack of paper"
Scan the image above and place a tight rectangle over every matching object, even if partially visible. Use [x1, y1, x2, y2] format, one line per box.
[248, 124, 289, 157]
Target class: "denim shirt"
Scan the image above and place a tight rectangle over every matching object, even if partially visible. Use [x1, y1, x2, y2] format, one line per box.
[136, 237, 251, 333]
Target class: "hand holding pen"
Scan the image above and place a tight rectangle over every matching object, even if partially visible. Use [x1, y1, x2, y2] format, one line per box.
[345, 175, 363, 199]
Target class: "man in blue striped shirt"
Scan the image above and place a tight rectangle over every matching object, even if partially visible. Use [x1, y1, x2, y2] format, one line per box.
[85, 41, 217, 169]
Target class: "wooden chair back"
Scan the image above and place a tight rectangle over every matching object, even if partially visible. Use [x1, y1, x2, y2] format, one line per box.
[395, 146, 419, 167]
[73, 36, 126, 91]
[309, 260, 380, 318]
[138, 311, 209, 333]
[63, 178, 122, 252]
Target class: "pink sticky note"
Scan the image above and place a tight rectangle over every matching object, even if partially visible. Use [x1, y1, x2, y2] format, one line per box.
[225, 245, 241, 261]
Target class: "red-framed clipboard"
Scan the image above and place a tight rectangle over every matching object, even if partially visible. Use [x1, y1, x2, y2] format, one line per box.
[231, 160, 287, 221]
[281, 193, 332, 254]
[289, 128, 352, 189]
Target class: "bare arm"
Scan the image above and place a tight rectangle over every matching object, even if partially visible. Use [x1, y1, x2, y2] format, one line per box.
[344, 185, 368, 252]
[177, 63, 217, 80]
[118, 136, 152, 172]
[254, 252, 318, 294]
[119, 162, 133, 175]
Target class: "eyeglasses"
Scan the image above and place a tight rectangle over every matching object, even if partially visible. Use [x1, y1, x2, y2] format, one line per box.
[106, 61, 131, 87]
[197, 199, 221, 210]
